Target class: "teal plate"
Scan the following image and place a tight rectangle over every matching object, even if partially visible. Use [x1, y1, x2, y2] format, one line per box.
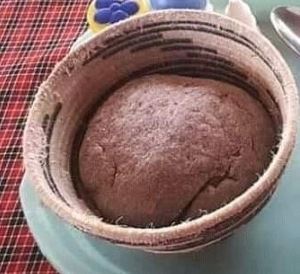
[21, 1, 300, 273]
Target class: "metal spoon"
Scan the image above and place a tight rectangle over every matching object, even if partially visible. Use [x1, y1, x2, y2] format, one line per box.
[271, 6, 300, 55]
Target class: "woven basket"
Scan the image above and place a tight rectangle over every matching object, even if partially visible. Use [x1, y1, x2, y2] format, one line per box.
[23, 10, 298, 253]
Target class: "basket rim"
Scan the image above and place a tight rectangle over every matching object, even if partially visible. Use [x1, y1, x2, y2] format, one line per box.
[23, 10, 299, 248]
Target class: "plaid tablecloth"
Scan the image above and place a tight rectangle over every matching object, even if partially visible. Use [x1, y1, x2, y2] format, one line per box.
[0, 1, 88, 272]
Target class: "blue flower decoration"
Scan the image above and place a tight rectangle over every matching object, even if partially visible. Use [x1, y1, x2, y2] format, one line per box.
[94, 0, 140, 24]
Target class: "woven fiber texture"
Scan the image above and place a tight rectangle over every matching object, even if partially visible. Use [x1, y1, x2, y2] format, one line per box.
[0, 1, 88, 273]
[23, 10, 298, 253]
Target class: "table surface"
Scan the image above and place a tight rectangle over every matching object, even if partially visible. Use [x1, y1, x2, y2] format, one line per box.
[0, 1, 88, 273]
[1, 0, 300, 273]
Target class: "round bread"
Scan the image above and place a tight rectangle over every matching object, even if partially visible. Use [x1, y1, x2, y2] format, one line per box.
[79, 75, 275, 228]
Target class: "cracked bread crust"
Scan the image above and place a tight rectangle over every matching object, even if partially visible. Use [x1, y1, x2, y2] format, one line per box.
[79, 75, 275, 228]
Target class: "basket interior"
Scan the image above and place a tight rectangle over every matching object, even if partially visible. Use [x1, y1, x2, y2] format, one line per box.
[30, 12, 287, 220]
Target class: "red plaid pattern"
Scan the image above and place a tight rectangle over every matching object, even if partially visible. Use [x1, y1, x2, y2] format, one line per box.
[0, 1, 88, 273]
